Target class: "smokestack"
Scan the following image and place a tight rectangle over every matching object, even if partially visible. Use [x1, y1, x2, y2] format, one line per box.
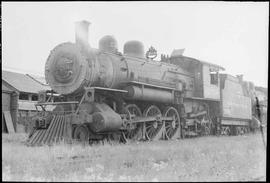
[75, 20, 90, 48]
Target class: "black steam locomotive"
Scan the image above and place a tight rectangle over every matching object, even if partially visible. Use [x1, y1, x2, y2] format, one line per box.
[27, 20, 261, 145]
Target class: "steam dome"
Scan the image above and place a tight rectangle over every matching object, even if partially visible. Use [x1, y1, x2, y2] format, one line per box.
[123, 40, 145, 58]
[99, 35, 118, 53]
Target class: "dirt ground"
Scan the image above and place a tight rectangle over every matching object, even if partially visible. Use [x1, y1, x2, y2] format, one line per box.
[2, 131, 266, 181]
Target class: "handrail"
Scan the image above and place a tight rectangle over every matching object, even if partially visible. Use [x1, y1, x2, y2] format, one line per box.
[35, 101, 79, 106]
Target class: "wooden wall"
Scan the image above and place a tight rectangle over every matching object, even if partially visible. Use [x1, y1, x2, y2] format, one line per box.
[2, 81, 19, 132]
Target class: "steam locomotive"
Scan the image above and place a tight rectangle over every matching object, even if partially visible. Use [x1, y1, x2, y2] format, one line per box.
[27, 20, 261, 145]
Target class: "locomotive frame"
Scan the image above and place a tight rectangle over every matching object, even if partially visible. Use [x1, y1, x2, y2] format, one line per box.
[27, 20, 258, 146]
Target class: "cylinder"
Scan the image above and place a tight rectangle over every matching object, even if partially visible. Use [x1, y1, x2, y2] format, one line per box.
[124, 85, 174, 103]
[90, 111, 123, 132]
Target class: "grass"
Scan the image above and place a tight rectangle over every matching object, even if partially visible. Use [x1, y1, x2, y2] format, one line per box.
[2, 132, 266, 181]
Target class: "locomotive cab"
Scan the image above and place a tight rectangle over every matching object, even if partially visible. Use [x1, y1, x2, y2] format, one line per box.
[201, 63, 223, 100]
[168, 53, 224, 100]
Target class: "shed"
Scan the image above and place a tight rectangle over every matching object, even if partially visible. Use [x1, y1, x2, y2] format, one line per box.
[2, 70, 51, 133]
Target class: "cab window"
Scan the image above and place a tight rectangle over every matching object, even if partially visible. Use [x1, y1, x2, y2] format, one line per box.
[210, 71, 218, 85]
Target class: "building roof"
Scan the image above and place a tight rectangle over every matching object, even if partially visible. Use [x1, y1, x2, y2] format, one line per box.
[26, 74, 48, 86]
[2, 70, 51, 94]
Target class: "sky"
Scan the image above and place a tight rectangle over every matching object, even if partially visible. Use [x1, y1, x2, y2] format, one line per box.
[2, 1, 269, 87]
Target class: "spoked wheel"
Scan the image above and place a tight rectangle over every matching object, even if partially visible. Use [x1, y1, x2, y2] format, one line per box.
[163, 106, 181, 140]
[199, 115, 212, 136]
[143, 105, 163, 141]
[73, 124, 89, 144]
[221, 126, 230, 136]
[122, 104, 143, 141]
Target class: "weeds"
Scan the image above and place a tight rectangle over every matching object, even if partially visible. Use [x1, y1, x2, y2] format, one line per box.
[2, 132, 266, 181]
